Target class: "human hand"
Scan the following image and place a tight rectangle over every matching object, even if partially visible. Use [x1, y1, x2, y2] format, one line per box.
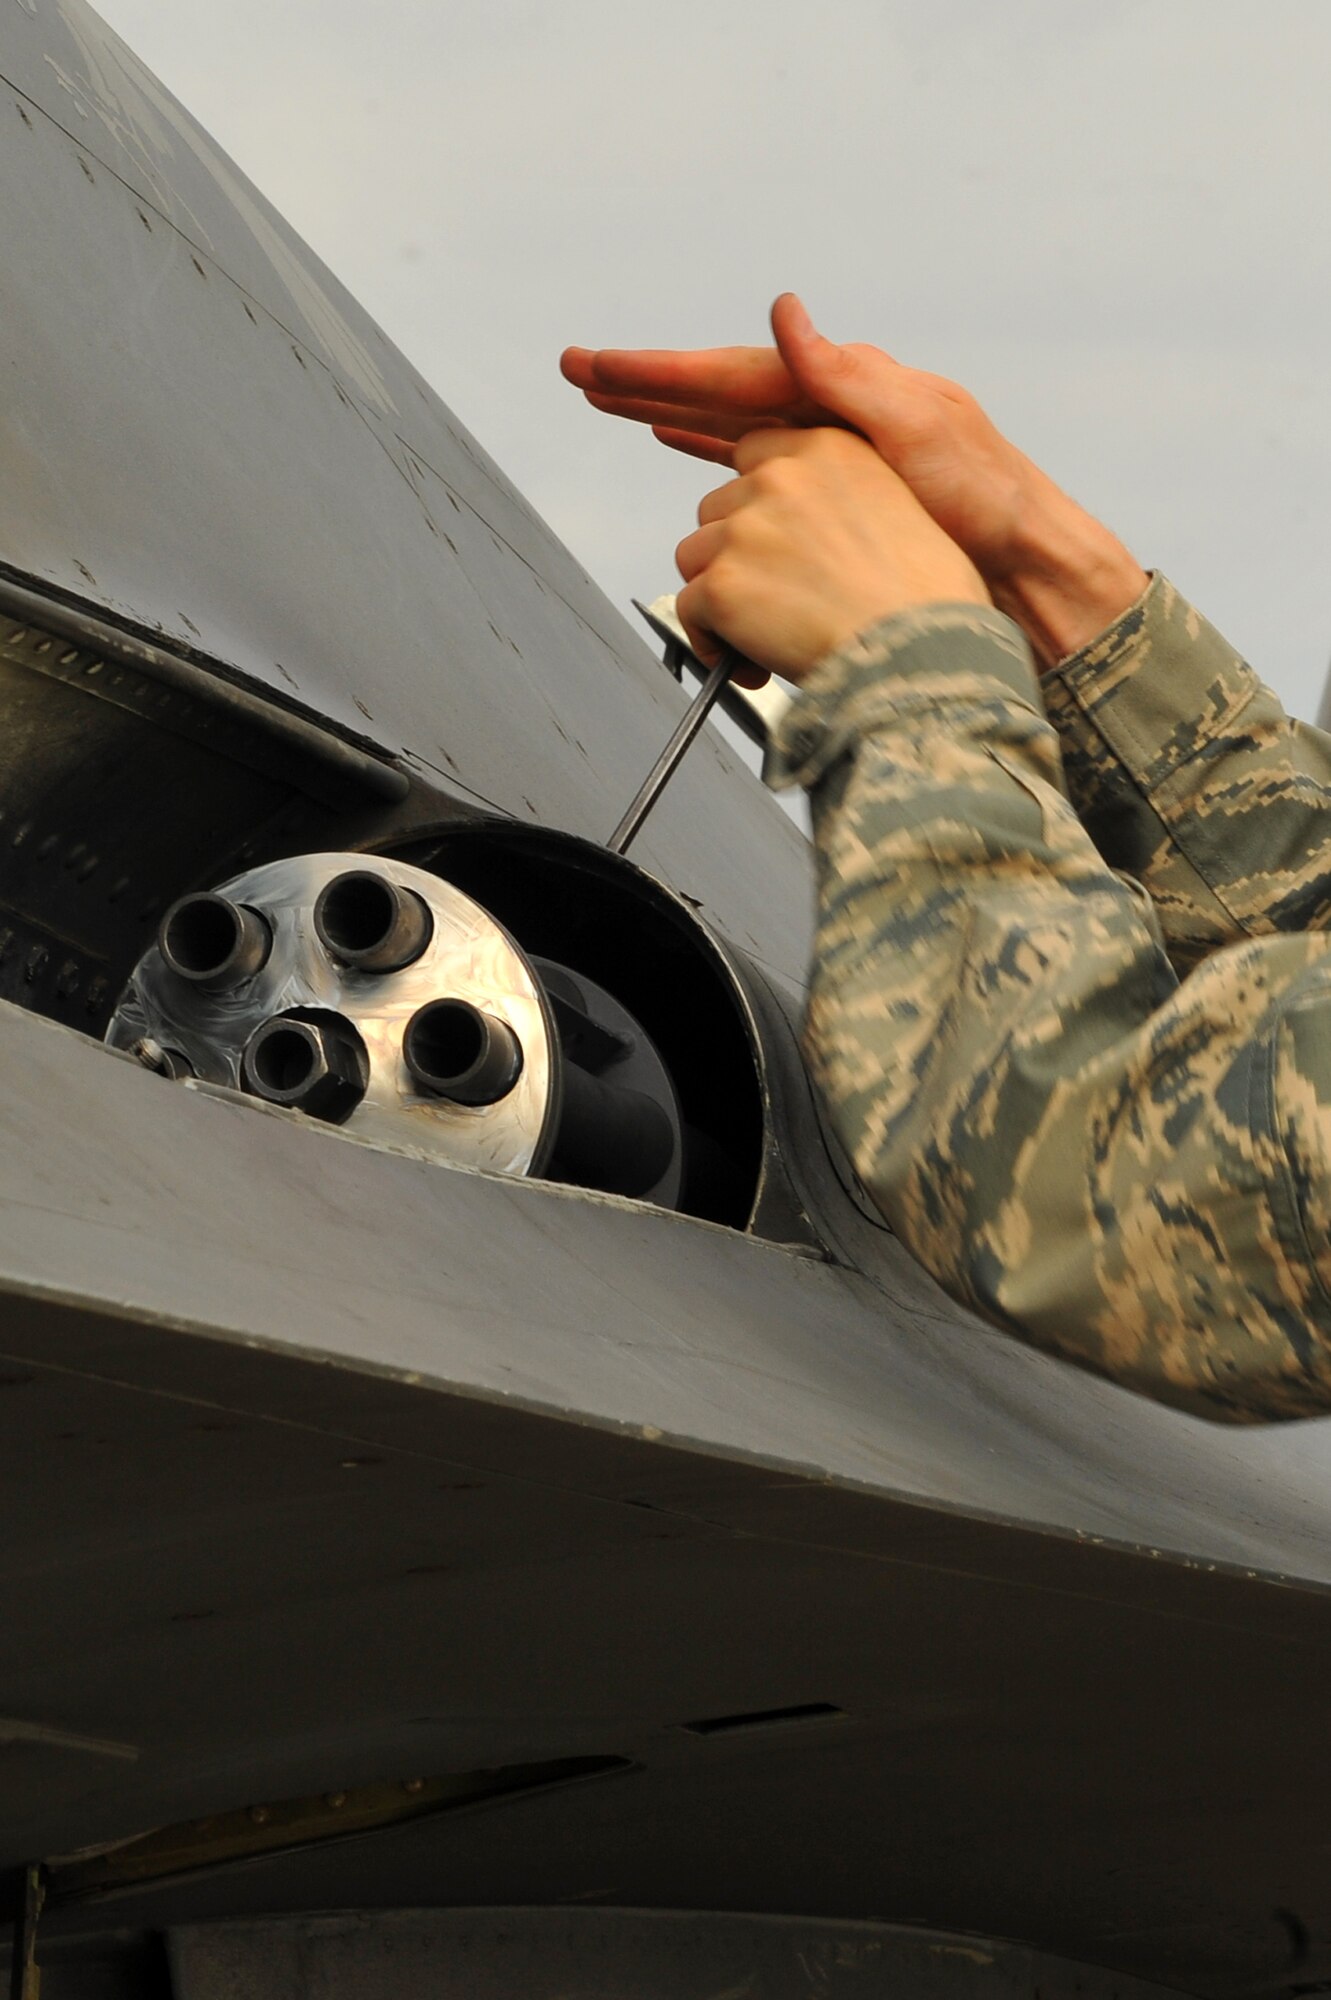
[562, 296, 1146, 665]
[564, 294, 1027, 573]
[673, 427, 989, 683]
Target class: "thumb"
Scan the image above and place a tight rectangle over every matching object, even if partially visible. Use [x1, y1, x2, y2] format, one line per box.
[770, 293, 901, 447]
[770, 293, 861, 420]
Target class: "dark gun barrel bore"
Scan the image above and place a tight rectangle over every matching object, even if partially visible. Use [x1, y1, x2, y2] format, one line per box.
[403, 999, 523, 1106]
[241, 1010, 368, 1124]
[313, 870, 433, 973]
[159, 893, 271, 992]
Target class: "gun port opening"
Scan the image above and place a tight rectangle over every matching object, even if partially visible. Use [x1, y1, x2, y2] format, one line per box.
[314, 870, 432, 971]
[396, 825, 764, 1229]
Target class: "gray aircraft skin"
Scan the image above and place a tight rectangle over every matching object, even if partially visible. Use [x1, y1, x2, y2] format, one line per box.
[3, 7, 1331, 1998]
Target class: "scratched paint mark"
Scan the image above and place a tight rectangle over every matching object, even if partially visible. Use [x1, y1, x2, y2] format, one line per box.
[13, 0, 37, 14]
[43, 29, 214, 241]
[43, 53, 89, 114]
[49, 1, 400, 411]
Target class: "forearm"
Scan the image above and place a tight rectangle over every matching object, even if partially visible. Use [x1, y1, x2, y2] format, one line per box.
[769, 608, 1331, 1423]
[985, 460, 1148, 669]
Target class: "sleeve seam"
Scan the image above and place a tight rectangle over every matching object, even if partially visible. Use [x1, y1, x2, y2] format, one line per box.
[1054, 669, 1271, 940]
[1270, 1006, 1331, 1321]
[1057, 659, 1258, 791]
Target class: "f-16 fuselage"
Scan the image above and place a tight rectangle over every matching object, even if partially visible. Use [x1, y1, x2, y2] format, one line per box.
[1, 9, 1330, 1997]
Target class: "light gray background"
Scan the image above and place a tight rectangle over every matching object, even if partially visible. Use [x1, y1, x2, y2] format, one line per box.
[89, 0, 1331, 720]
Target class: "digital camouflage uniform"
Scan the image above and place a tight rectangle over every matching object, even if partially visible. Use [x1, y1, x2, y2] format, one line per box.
[765, 572, 1331, 1423]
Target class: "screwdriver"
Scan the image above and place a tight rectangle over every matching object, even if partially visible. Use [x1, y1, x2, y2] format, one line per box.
[607, 600, 763, 855]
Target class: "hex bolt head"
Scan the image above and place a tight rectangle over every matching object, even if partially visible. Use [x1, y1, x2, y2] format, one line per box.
[241, 1010, 369, 1124]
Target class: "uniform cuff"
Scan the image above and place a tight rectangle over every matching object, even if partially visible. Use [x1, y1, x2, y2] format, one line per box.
[1042, 572, 1263, 794]
[764, 602, 1041, 792]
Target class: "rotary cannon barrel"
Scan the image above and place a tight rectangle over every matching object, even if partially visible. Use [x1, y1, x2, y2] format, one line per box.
[313, 869, 433, 973]
[241, 1010, 369, 1124]
[158, 894, 272, 992]
[403, 999, 524, 1107]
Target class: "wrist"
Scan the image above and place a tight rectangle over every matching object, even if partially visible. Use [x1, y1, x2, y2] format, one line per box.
[987, 463, 1147, 670]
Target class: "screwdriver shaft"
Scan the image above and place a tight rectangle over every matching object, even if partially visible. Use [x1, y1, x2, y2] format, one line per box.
[607, 653, 734, 855]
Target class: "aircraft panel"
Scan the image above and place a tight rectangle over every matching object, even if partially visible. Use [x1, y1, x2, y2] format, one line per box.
[0, 921, 1325, 1993]
[0, 0, 812, 983]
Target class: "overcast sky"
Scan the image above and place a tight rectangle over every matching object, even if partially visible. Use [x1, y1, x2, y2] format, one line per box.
[89, 0, 1331, 721]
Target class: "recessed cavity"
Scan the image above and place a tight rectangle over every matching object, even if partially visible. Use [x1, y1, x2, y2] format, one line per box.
[163, 897, 238, 975]
[251, 1024, 317, 1096]
[413, 1000, 482, 1077]
[403, 827, 763, 1227]
[316, 873, 396, 955]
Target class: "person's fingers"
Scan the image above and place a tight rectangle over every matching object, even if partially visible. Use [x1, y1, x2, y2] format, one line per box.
[581, 343, 798, 410]
[719, 651, 772, 689]
[770, 293, 905, 440]
[674, 578, 771, 687]
[673, 578, 725, 669]
[652, 426, 737, 467]
[730, 425, 831, 474]
[558, 346, 598, 388]
[583, 390, 780, 441]
[731, 425, 923, 518]
[696, 478, 749, 527]
[674, 520, 727, 583]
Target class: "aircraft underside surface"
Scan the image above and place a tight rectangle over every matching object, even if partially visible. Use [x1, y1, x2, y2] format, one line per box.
[3, 997, 1331, 1999]
[1, 5, 1330, 1996]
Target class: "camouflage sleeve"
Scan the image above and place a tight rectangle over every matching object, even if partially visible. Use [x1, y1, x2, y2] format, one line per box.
[1042, 571, 1331, 974]
[765, 603, 1331, 1424]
